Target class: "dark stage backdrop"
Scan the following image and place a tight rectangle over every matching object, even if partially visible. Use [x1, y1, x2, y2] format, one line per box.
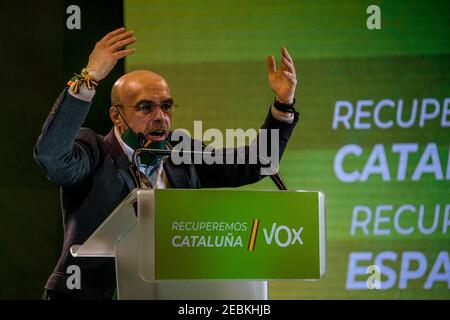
[0, 0, 123, 299]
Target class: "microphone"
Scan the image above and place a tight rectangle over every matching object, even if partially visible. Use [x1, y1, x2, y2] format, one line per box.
[137, 132, 147, 147]
[131, 147, 287, 190]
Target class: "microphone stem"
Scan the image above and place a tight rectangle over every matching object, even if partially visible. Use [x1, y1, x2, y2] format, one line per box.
[131, 148, 288, 190]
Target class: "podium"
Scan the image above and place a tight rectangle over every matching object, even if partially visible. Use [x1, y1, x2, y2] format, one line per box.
[70, 189, 326, 300]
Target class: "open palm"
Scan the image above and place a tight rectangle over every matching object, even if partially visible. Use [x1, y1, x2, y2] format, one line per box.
[267, 47, 297, 104]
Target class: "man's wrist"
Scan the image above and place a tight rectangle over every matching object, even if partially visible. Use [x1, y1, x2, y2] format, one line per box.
[271, 106, 294, 124]
[273, 97, 296, 113]
[85, 67, 100, 82]
[275, 96, 294, 105]
[67, 67, 99, 95]
[68, 82, 96, 102]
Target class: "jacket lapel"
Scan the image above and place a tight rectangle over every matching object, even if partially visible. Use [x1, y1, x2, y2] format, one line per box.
[163, 159, 191, 188]
[103, 128, 137, 191]
[163, 136, 193, 188]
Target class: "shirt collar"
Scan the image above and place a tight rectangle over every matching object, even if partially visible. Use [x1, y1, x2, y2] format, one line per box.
[113, 126, 165, 180]
[114, 126, 135, 162]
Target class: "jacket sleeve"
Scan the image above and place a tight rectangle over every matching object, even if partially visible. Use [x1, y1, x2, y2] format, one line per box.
[196, 107, 299, 188]
[34, 88, 100, 187]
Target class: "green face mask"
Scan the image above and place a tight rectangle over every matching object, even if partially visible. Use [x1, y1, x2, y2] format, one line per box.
[121, 128, 169, 166]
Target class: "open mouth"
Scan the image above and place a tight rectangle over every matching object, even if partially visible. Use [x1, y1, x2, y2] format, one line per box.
[147, 129, 167, 141]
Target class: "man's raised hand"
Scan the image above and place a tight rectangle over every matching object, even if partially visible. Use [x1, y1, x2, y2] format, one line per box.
[267, 47, 297, 105]
[86, 27, 136, 81]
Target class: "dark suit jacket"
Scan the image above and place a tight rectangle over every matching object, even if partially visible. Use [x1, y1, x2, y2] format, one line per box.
[34, 88, 299, 299]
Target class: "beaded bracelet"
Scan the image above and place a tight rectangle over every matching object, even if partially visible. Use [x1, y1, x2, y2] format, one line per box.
[67, 68, 99, 93]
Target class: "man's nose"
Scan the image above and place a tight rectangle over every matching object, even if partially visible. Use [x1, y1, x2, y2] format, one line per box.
[152, 105, 166, 118]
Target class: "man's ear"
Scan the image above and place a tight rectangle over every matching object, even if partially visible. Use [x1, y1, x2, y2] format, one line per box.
[110, 106, 124, 131]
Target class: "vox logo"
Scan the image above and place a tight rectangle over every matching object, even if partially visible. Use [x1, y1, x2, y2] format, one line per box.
[263, 223, 304, 247]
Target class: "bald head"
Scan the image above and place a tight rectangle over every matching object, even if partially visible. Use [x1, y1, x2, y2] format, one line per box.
[109, 70, 173, 141]
[111, 70, 171, 107]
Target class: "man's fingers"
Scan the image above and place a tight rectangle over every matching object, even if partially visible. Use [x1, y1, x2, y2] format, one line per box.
[106, 31, 134, 47]
[113, 48, 136, 59]
[282, 47, 294, 63]
[267, 55, 276, 74]
[282, 56, 296, 75]
[101, 27, 126, 42]
[112, 37, 136, 51]
[283, 71, 297, 85]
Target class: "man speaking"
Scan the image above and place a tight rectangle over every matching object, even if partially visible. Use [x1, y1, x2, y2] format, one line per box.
[34, 27, 299, 299]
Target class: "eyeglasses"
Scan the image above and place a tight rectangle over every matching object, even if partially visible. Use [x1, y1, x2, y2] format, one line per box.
[114, 98, 177, 115]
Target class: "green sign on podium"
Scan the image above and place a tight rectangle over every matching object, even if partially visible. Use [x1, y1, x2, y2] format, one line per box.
[144, 189, 326, 280]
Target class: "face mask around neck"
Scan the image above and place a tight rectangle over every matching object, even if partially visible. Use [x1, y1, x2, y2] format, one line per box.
[121, 127, 169, 166]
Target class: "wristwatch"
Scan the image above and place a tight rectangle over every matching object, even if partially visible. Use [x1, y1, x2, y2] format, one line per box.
[273, 97, 296, 113]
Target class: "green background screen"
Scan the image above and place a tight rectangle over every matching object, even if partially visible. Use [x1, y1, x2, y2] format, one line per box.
[125, 0, 449, 299]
